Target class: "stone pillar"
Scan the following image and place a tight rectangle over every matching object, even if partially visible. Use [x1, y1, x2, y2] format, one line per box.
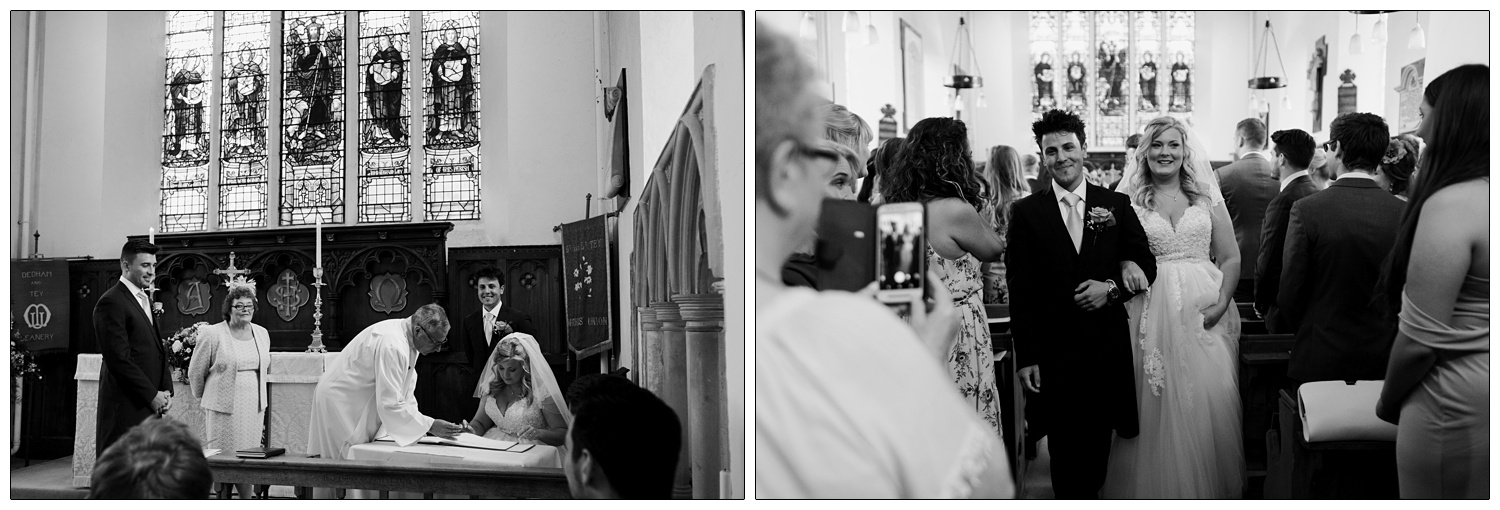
[676, 293, 725, 499]
[652, 300, 692, 499]
[637, 306, 661, 394]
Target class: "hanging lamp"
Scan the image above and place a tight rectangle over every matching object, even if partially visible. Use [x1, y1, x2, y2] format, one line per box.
[1248, 20, 1290, 90]
[1408, 11, 1426, 49]
[800, 11, 817, 41]
[866, 13, 879, 45]
[843, 11, 860, 34]
[943, 16, 985, 113]
[1372, 13, 1387, 44]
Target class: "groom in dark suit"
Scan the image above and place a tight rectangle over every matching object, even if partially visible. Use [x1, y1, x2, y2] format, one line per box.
[94, 239, 172, 456]
[1007, 109, 1157, 498]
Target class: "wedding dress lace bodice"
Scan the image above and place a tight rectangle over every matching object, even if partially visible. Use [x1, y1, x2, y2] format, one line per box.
[1134, 201, 1213, 263]
[483, 394, 547, 443]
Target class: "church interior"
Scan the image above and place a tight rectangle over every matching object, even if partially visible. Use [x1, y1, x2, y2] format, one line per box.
[9, 11, 745, 499]
[756, 10, 1489, 499]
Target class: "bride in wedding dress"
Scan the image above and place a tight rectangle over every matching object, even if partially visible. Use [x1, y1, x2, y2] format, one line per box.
[1101, 116, 1245, 498]
[466, 333, 571, 446]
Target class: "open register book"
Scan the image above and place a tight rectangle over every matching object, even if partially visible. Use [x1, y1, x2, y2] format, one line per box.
[374, 432, 536, 453]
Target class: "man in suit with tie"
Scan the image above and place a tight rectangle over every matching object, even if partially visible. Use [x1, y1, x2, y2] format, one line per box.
[1215, 118, 1279, 305]
[1278, 113, 1405, 383]
[94, 239, 172, 456]
[1254, 129, 1320, 333]
[459, 266, 537, 419]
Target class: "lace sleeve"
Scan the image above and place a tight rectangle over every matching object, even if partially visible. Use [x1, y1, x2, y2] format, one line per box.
[937, 423, 1012, 498]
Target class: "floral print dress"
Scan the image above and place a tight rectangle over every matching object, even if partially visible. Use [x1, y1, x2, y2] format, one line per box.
[928, 245, 1003, 440]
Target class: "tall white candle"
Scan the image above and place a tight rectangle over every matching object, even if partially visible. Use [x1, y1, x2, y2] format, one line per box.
[148, 227, 155, 244]
[315, 215, 322, 269]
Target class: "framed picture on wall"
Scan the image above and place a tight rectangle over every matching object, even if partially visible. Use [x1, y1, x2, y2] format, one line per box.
[900, 20, 924, 133]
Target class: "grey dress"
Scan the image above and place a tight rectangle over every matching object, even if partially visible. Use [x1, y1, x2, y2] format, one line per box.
[1395, 273, 1489, 498]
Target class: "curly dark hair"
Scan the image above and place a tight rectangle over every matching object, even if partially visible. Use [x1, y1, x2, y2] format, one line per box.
[1379, 136, 1418, 196]
[1031, 109, 1088, 151]
[878, 117, 986, 210]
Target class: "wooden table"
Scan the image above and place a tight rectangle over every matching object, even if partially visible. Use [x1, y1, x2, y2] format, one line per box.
[206, 452, 571, 499]
[1238, 333, 1295, 478]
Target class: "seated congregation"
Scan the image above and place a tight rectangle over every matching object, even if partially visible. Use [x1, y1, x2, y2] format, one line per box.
[756, 17, 1487, 499]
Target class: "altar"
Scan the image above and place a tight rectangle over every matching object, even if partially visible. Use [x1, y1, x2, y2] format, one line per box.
[72, 351, 336, 488]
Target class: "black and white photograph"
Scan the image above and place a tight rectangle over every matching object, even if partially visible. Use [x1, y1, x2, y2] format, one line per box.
[756, 10, 1489, 499]
[9, 10, 746, 500]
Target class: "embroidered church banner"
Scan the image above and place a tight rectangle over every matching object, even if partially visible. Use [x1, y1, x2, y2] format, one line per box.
[11, 259, 70, 352]
[560, 215, 613, 357]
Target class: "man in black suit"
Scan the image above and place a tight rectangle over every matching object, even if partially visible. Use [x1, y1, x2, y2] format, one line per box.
[94, 239, 172, 456]
[1216, 118, 1279, 305]
[1278, 113, 1406, 383]
[1007, 109, 1157, 498]
[1254, 129, 1319, 333]
[458, 266, 537, 419]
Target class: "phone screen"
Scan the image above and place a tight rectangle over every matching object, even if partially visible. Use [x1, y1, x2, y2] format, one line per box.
[876, 208, 924, 291]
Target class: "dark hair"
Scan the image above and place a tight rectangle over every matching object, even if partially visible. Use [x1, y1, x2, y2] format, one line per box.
[473, 266, 505, 286]
[1125, 133, 1143, 149]
[1236, 117, 1268, 148]
[1379, 136, 1419, 196]
[1380, 64, 1489, 314]
[880, 117, 985, 210]
[1329, 112, 1390, 171]
[89, 417, 212, 499]
[1270, 128, 1315, 169]
[566, 375, 681, 499]
[859, 137, 906, 203]
[1032, 109, 1088, 150]
[120, 239, 160, 262]
[220, 284, 257, 321]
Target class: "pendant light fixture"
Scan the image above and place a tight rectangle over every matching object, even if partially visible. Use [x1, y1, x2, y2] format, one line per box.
[1373, 13, 1387, 44]
[843, 11, 860, 34]
[1248, 20, 1290, 90]
[1350, 18, 1363, 55]
[1408, 11, 1426, 49]
[866, 13, 879, 45]
[943, 16, 985, 114]
[800, 11, 817, 41]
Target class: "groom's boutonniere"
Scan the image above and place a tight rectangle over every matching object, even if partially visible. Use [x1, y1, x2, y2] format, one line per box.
[1086, 207, 1117, 232]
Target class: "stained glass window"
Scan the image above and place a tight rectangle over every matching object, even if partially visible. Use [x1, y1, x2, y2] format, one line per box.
[161, 11, 213, 233]
[1029, 11, 1195, 147]
[220, 11, 270, 229]
[357, 11, 412, 223]
[421, 11, 481, 221]
[281, 10, 346, 226]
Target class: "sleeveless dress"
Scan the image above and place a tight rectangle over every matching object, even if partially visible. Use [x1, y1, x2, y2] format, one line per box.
[1100, 200, 1244, 498]
[204, 334, 264, 450]
[1395, 273, 1489, 498]
[927, 245, 1003, 440]
[481, 394, 552, 444]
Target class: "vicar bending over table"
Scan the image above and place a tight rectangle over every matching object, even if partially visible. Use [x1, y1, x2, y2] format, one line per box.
[307, 304, 466, 460]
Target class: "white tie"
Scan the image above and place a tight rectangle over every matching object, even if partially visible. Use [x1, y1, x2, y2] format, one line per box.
[484, 313, 494, 346]
[1062, 193, 1082, 252]
[137, 290, 153, 324]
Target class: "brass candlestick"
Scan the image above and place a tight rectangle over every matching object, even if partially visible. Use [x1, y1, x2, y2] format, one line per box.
[307, 266, 327, 353]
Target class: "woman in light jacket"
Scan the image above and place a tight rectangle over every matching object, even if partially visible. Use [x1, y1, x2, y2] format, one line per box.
[188, 277, 270, 499]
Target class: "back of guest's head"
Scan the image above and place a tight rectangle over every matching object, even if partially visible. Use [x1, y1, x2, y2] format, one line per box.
[1031, 109, 1088, 149]
[472, 266, 505, 286]
[411, 303, 451, 338]
[881, 117, 984, 210]
[120, 239, 160, 262]
[566, 375, 681, 499]
[859, 137, 907, 203]
[89, 417, 212, 499]
[1380, 137, 1418, 196]
[818, 103, 873, 162]
[1022, 152, 1040, 172]
[1381, 64, 1489, 314]
[1329, 112, 1390, 171]
[1125, 133, 1143, 150]
[985, 145, 1027, 229]
[755, 22, 822, 214]
[1236, 117, 1268, 148]
[1270, 128, 1315, 170]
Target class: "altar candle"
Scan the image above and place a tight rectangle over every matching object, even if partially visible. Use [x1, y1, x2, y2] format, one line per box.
[315, 215, 322, 269]
[148, 227, 154, 244]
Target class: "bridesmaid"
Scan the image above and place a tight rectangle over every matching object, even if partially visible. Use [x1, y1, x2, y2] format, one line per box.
[1376, 64, 1489, 499]
[188, 277, 271, 499]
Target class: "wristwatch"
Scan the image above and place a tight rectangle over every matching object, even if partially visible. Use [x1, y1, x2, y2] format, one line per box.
[1105, 279, 1121, 301]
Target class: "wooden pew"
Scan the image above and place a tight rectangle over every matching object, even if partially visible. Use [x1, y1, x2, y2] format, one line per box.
[986, 304, 1024, 494]
[206, 452, 571, 499]
[1264, 390, 1398, 499]
[1238, 333, 1294, 494]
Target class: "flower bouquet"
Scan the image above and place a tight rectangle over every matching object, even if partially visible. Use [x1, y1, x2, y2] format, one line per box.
[164, 322, 210, 384]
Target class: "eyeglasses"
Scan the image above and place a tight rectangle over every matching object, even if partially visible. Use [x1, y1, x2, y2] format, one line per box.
[1322, 140, 1337, 152]
[419, 327, 448, 350]
[231, 305, 255, 311]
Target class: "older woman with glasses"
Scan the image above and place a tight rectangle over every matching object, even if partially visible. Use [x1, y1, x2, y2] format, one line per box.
[188, 276, 271, 498]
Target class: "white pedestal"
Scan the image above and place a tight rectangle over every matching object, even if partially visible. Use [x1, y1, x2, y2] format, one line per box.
[73, 352, 338, 488]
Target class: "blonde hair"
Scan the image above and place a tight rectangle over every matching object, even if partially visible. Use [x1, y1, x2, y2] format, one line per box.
[984, 145, 1027, 232]
[1128, 116, 1208, 209]
[487, 339, 533, 405]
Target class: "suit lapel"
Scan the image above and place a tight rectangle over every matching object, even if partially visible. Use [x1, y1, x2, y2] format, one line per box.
[1034, 188, 1080, 261]
[1078, 186, 1099, 262]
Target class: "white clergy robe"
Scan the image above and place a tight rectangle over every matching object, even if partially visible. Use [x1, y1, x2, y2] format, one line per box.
[306, 318, 434, 460]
